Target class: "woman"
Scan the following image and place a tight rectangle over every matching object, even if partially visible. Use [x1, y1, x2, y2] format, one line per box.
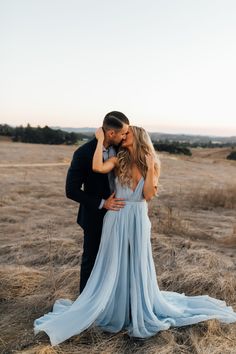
[34, 126, 236, 346]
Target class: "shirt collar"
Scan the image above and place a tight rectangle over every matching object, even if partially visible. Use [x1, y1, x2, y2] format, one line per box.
[103, 145, 113, 152]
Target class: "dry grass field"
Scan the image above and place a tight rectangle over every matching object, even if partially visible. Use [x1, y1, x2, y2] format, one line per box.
[0, 141, 236, 354]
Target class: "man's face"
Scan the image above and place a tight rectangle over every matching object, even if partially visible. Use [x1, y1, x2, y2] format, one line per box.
[107, 124, 129, 146]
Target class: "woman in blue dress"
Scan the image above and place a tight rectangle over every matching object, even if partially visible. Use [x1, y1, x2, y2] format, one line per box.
[34, 126, 236, 346]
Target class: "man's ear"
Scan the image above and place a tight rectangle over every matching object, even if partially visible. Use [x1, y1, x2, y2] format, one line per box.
[107, 129, 115, 138]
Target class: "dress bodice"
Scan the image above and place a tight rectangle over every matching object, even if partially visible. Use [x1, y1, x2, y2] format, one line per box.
[114, 176, 145, 201]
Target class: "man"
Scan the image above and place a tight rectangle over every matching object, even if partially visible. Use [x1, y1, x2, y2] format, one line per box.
[66, 111, 130, 293]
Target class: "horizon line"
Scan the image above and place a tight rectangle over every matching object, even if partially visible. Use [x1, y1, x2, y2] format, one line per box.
[50, 125, 236, 139]
[1, 122, 236, 139]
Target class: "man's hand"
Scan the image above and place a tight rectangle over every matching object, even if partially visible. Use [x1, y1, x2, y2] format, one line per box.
[103, 192, 125, 211]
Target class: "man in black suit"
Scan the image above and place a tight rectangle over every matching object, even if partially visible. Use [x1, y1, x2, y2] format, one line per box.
[66, 111, 130, 293]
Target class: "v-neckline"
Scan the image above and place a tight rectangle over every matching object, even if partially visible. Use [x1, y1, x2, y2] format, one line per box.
[129, 176, 144, 193]
[115, 176, 144, 193]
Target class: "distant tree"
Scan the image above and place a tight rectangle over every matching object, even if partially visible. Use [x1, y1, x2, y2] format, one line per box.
[0, 124, 14, 136]
[226, 150, 236, 160]
[153, 141, 192, 156]
[65, 132, 78, 145]
[12, 125, 24, 141]
[24, 123, 35, 143]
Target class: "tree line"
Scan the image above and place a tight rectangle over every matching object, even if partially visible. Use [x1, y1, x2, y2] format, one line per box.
[1, 124, 235, 159]
[0, 124, 89, 145]
[153, 141, 192, 156]
[153, 140, 236, 159]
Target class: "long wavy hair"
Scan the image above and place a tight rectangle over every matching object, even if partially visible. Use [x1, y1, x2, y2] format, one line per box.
[116, 126, 161, 187]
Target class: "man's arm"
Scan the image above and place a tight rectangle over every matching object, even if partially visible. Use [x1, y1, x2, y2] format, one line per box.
[65, 148, 101, 210]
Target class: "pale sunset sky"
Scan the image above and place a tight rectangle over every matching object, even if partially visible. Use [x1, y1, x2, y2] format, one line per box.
[1, 0, 236, 136]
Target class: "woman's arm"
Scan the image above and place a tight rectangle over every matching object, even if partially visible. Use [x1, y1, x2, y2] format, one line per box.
[143, 154, 159, 201]
[92, 127, 118, 174]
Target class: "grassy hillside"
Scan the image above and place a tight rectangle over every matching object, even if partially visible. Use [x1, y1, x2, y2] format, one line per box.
[0, 142, 236, 353]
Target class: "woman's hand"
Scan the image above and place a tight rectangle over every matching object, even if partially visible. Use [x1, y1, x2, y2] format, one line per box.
[93, 127, 117, 173]
[145, 153, 155, 170]
[95, 127, 105, 142]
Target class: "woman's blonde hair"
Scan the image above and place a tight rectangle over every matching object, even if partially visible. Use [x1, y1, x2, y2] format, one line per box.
[116, 126, 161, 187]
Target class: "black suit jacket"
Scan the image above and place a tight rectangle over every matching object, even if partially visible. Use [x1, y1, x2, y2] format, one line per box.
[66, 138, 113, 232]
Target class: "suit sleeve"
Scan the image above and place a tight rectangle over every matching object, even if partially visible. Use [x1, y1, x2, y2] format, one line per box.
[65, 148, 102, 210]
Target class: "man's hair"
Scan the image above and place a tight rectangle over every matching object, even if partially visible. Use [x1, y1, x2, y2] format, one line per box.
[102, 111, 130, 131]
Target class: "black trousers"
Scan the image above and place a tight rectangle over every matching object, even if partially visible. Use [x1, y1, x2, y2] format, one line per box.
[79, 226, 103, 293]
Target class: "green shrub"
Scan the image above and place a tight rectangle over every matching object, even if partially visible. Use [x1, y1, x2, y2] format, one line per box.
[153, 141, 192, 156]
[226, 150, 236, 160]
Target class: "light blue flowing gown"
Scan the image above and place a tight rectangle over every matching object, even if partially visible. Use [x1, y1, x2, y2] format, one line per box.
[34, 177, 236, 346]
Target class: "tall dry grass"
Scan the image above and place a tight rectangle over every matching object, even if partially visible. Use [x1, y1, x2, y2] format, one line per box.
[190, 184, 236, 210]
[1, 143, 236, 353]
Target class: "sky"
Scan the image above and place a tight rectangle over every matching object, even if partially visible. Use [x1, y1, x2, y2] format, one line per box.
[1, 0, 236, 136]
